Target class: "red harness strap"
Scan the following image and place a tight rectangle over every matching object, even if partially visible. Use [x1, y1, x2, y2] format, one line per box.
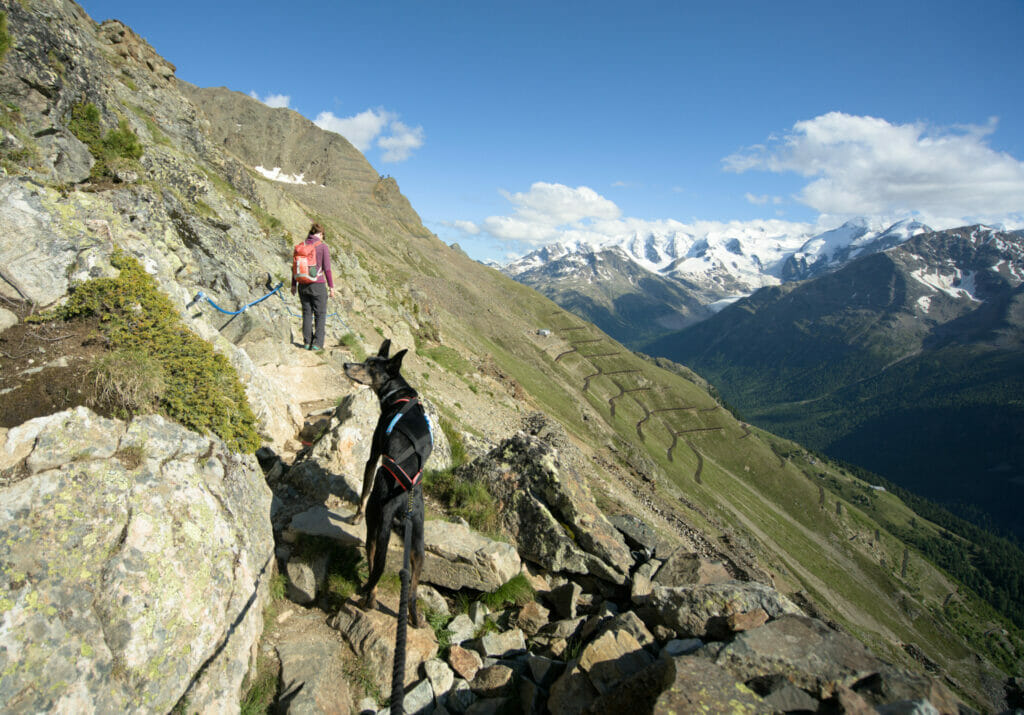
[382, 457, 422, 491]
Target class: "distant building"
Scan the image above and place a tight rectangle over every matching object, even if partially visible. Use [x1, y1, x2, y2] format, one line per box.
[536, 329, 551, 337]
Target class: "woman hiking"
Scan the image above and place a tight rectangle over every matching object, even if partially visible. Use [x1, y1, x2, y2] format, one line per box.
[291, 222, 335, 351]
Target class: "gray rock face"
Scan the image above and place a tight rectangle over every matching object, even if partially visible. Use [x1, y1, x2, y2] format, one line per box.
[714, 615, 960, 711]
[0, 408, 274, 713]
[456, 433, 631, 584]
[647, 580, 801, 638]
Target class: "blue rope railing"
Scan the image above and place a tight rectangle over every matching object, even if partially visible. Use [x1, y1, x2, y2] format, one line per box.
[188, 280, 352, 333]
[188, 282, 283, 315]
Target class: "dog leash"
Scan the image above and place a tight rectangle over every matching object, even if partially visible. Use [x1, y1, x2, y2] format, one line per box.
[390, 488, 416, 714]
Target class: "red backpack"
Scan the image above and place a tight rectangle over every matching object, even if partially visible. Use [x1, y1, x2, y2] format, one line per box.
[293, 237, 321, 284]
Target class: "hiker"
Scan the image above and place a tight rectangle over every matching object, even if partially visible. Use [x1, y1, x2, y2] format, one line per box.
[291, 222, 335, 351]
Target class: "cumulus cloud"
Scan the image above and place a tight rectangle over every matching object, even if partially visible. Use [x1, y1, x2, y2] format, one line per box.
[475, 182, 811, 249]
[314, 108, 424, 161]
[249, 91, 290, 109]
[439, 219, 481, 235]
[315, 108, 394, 151]
[480, 182, 621, 243]
[724, 112, 1024, 223]
[379, 120, 425, 162]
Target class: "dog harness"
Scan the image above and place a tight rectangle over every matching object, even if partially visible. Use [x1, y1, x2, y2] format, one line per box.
[380, 396, 433, 491]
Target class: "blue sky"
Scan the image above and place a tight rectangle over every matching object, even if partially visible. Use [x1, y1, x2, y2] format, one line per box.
[79, 0, 1024, 262]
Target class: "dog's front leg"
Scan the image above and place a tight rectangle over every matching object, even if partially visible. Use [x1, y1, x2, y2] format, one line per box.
[352, 447, 380, 525]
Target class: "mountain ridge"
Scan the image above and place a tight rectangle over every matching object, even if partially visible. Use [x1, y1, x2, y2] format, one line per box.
[503, 217, 941, 347]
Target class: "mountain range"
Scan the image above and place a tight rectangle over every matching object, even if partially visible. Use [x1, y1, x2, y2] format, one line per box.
[647, 225, 1024, 540]
[505, 218, 934, 347]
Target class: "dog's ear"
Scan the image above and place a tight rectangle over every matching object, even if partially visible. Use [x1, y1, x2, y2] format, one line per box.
[377, 339, 391, 358]
[388, 349, 408, 373]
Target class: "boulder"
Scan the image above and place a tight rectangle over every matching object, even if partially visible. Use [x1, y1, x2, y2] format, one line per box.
[647, 580, 801, 638]
[470, 664, 516, 698]
[448, 644, 483, 681]
[0, 306, 17, 332]
[329, 599, 438, 693]
[456, 433, 630, 584]
[651, 549, 731, 587]
[549, 581, 582, 619]
[276, 632, 353, 715]
[36, 130, 95, 184]
[547, 660, 600, 715]
[577, 628, 655, 695]
[473, 628, 527, 659]
[630, 557, 661, 604]
[653, 657, 765, 714]
[448, 614, 478, 646]
[424, 658, 455, 701]
[421, 520, 522, 592]
[401, 678, 436, 715]
[609, 514, 672, 557]
[715, 615, 960, 711]
[0, 408, 274, 713]
[516, 601, 550, 637]
[285, 551, 329, 605]
[0, 182, 80, 307]
[417, 584, 450, 618]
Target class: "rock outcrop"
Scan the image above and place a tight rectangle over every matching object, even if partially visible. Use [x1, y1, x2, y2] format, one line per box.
[456, 430, 633, 585]
[0, 407, 274, 712]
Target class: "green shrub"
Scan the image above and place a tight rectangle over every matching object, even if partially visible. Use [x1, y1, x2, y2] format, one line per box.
[36, 249, 260, 452]
[67, 102, 144, 179]
[0, 13, 11, 65]
[102, 118, 143, 160]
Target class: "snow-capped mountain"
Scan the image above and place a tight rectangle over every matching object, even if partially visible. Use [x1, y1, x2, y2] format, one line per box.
[502, 218, 935, 345]
[506, 218, 933, 300]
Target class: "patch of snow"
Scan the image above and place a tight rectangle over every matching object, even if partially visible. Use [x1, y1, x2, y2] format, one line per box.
[707, 295, 745, 312]
[254, 166, 311, 185]
[910, 268, 982, 302]
[916, 296, 932, 313]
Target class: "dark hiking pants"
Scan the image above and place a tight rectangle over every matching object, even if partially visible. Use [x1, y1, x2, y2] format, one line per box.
[298, 281, 328, 348]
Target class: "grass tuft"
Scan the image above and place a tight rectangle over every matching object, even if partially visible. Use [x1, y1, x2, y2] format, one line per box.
[424, 468, 500, 537]
[478, 573, 535, 610]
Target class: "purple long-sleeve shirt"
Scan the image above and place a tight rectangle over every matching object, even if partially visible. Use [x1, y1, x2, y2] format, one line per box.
[292, 235, 333, 289]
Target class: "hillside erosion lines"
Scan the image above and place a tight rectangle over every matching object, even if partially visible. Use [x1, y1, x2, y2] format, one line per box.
[687, 440, 704, 483]
[609, 385, 650, 418]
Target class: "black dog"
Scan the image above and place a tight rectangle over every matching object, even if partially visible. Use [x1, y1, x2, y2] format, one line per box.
[343, 339, 433, 626]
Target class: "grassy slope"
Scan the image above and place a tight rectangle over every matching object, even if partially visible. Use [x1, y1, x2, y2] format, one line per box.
[188, 95, 1021, 707]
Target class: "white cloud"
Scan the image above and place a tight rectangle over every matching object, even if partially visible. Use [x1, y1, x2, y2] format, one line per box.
[378, 120, 425, 162]
[475, 181, 811, 249]
[313, 108, 424, 161]
[725, 112, 1024, 223]
[315, 108, 394, 151]
[439, 219, 480, 235]
[482, 182, 621, 243]
[249, 91, 291, 109]
[745, 192, 770, 205]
